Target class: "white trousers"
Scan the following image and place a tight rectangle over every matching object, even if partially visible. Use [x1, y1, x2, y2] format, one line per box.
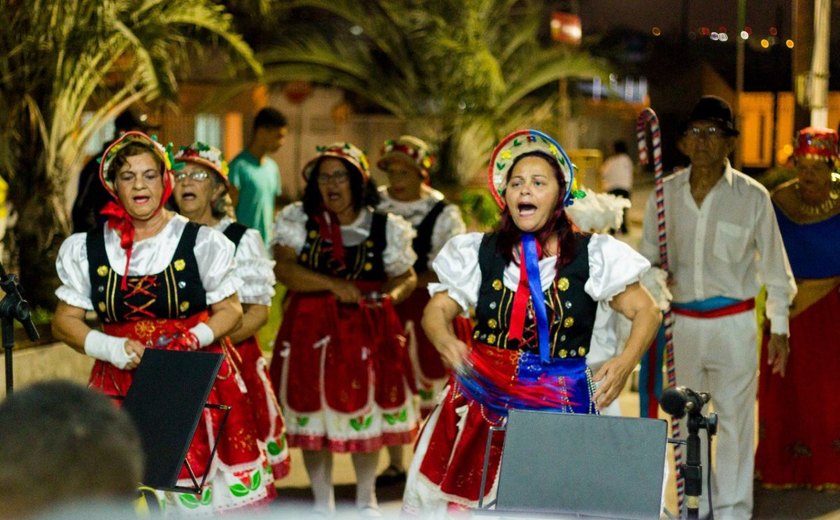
[672, 311, 757, 520]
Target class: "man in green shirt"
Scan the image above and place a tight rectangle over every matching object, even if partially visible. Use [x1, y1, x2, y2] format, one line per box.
[229, 107, 288, 243]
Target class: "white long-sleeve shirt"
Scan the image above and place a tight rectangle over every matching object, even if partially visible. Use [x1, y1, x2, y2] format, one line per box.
[640, 161, 796, 335]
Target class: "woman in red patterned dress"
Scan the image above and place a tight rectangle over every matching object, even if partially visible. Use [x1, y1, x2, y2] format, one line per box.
[173, 141, 290, 483]
[269, 142, 418, 515]
[52, 131, 274, 514]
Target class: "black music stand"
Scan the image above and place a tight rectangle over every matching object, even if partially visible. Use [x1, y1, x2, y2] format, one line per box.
[478, 410, 668, 519]
[120, 349, 229, 493]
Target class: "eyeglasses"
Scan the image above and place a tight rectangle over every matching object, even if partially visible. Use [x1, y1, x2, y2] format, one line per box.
[316, 171, 350, 185]
[174, 171, 210, 183]
[684, 126, 727, 140]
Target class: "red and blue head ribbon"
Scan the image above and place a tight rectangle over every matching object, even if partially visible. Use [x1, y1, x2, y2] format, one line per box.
[508, 233, 551, 364]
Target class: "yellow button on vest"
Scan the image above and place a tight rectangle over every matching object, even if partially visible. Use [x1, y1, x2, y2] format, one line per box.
[492, 279, 503, 291]
[487, 319, 498, 329]
[557, 277, 570, 291]
[364, 262, 373, 271]
[180, 301, 190, 312]
[174, 259, 186, 271]
[308, 230, 318, 239]
[365, 240, 374, 247]
[578, 347, 586, 356]
[487, 334, 497, 344]
[563, 316, 574, 328]
[559, 349, 568, 358]
[97, 265, 109, 277]
[98, 302, 106, 312]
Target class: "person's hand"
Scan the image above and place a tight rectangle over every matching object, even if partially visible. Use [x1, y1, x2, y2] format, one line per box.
[766, 333, 789, 377]
[592, 356, 635, 411]
[330, 279, 362, 304]
[123, 340, 146, 370]
[434, 337, 468, 371]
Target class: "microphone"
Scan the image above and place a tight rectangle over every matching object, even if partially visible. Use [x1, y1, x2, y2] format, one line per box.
[0, 261, 40, 341]
[660, 386, 710, 418]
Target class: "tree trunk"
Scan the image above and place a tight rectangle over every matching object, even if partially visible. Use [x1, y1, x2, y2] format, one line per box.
[15, 193, 67, 311]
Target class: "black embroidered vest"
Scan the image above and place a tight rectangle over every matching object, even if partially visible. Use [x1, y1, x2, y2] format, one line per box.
[412, 200, 447, 274]
[298, 212, 388, 281]
[86, 222, 208, 324]
[471, 233, 597, 359]
[222, 221, 248, 250]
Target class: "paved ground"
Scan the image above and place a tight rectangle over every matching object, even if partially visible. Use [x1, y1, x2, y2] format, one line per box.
[272, 386, 840, 519]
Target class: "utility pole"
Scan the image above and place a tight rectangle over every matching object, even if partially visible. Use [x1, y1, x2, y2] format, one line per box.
[809, 0, 830, 127]
[735, 0, 746, 169]
[792, 0, 815, 131]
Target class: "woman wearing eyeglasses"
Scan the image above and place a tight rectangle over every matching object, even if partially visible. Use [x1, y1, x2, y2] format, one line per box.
[172, 142, 290, 485]
[52, 132, 273, 514]
[268, 142, 418, 516]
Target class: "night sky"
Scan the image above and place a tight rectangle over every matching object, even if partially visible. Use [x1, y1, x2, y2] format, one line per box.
[580, 0, 794, 40]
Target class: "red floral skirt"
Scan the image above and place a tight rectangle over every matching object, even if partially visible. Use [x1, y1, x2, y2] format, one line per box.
[269, 285, 418, 452]
[229, 335, 290, 479]
[89, 312, 275, 511]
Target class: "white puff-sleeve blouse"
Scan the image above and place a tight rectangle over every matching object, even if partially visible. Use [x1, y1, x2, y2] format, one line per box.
[215, 216, 276, 306]
[55, 214, 241, 310]
[428, 232, 651, 365]
[270, 202, 417, 278]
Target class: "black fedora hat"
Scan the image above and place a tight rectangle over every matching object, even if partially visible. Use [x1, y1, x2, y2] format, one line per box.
[684, 95, 739, 136]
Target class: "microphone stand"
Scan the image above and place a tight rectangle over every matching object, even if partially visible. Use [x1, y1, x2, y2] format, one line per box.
[683, 410, 718, 519]
[0, 263, 40, 395]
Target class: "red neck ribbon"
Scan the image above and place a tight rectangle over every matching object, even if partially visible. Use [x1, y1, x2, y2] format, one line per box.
[508, 237, 543, 343]
[100, 201, 135, 290]
[314, 209, 346, 268]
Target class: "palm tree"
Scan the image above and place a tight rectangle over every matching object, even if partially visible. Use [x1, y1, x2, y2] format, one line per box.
[0, 0, 260, 309]
[256, 0, 607, 185]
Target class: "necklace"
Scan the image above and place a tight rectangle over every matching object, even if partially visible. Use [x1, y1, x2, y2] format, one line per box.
[796, 178, 840, 217]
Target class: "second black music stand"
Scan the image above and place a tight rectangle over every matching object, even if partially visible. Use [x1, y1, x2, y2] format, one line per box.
[121, 348, 229, 493]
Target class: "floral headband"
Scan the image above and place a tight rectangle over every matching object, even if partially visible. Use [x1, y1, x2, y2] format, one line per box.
[302, 142, 370, 182]
[175, 141, 231, 189]
[98, 130, 179, 198]
[377, 135, 434, 178]
[488, 129, 583, 209]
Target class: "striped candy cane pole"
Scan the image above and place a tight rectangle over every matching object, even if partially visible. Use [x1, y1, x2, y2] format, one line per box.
[636, 108, 684, 511]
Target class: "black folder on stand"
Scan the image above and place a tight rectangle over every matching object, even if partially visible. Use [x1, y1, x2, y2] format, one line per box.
[478, 410, 667, 519]
[121, 348, 229, 493]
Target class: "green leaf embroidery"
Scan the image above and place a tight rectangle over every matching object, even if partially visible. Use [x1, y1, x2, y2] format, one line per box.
[398, 408, 407, 421]
[364, 415, 373, 428]
[178, 492, 200, 509]
[250, 470, 262, 491]
[297, 416, 309, 427]
[418, 389, 434, 400]
[200, 487, 212, 506]
[350, 417, 362, 431]
[229, 483, 250, 497]
[267, 440, 281, 456]
[383, 413, 397, 425]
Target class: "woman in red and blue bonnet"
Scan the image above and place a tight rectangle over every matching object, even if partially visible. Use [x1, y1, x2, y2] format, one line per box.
[52, 131, 273, 514]
[173, 142, 290, 485]
[402, 129, 662, 515]
[269, 142, 418, 515]
[756, 127, 840, 489]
